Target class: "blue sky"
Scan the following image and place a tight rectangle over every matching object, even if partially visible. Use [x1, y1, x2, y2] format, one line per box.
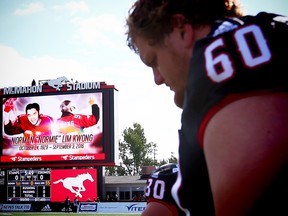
[0, 0, 288, 160]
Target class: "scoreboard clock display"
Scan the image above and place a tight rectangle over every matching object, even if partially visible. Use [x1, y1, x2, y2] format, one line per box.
[7, 169, 51, 202]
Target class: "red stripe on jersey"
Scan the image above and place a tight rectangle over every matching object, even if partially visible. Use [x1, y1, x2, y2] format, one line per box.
[198, 90, 280, 148]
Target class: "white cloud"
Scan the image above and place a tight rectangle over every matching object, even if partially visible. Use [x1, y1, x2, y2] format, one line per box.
[53, 1, 89, 15]
[14, 2, 44, 15]
[71, 14, 124, 46]
[0, 45, 86, 87]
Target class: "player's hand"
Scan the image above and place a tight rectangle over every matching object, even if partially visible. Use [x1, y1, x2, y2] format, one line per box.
[24, 130, 33, 137]
[88, 97, 95, 105]
[3, 108, 17, 125]
[35, 131, 42, 136]
[3, 98, 17, 112]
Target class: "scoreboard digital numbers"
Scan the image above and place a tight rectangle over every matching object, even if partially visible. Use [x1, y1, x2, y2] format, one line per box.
[7, 169, 51, 202]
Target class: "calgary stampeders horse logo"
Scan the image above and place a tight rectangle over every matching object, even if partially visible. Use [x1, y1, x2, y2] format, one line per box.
[38, 76, 71, 91]
[51, 169, 97, 202]
[53, 173, 94, 198]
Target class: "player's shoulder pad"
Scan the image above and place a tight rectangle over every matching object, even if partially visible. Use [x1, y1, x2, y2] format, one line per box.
[151, 163, 178, 178]
[40, 114, 54, 121]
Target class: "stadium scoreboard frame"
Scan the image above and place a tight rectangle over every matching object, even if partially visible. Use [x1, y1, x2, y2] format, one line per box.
[0, 78, 119, 168]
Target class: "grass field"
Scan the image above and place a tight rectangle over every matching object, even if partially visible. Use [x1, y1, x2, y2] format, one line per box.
[0, 213, 141, 216]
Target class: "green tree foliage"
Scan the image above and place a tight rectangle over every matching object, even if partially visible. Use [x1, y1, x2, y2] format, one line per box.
[119, 123, 154, 176]
[105, 122, 178, 176]
[168, 152, 178, 163]
[105, 163, 127, 176]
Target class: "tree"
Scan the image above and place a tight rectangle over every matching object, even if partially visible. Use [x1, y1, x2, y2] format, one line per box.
[105, 163, 127, 176]
[168, 152, 178, 163]
[119, 123, 154, 175]
[157, 152, 178, 166]
[105, 122, 178, 176]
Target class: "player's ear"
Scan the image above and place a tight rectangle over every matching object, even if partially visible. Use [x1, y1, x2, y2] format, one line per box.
[171, 14, 193, 48]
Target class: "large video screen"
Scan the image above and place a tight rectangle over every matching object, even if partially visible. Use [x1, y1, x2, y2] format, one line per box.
[0, 80, 118, 167]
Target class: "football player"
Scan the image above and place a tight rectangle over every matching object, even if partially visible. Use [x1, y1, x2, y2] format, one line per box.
[142, 163, 185, 216]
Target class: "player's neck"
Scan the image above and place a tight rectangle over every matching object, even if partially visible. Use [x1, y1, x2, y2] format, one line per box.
[61, 112, 73, 117]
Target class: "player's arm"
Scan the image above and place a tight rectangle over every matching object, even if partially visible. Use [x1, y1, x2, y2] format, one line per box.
[91, 104, 99, 123]
[3, 104, 24, 135]
[3, 107, 17, 126]
[142, 201, 176, 216]
[203, 93, 288, 216]
[4, 116, 24, 135]
[88, 97, 100, 123]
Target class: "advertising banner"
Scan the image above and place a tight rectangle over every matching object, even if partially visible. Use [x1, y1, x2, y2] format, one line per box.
[78, 202, 98, 213]
[0, 204, 32, 212]
[92, 202, 146, 213]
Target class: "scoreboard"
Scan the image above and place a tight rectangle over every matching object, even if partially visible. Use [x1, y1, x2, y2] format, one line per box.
[7, 169, 51, 202]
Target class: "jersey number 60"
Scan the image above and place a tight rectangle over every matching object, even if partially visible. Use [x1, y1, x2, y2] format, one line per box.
[205, 24, 272, 83]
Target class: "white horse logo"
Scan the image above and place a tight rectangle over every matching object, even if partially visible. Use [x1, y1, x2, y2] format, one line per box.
[53, 172, 94, 198]
[46, 76, 70, 91]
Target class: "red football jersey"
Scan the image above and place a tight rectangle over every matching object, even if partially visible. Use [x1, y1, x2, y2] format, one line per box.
[57, 114, 97, 134]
